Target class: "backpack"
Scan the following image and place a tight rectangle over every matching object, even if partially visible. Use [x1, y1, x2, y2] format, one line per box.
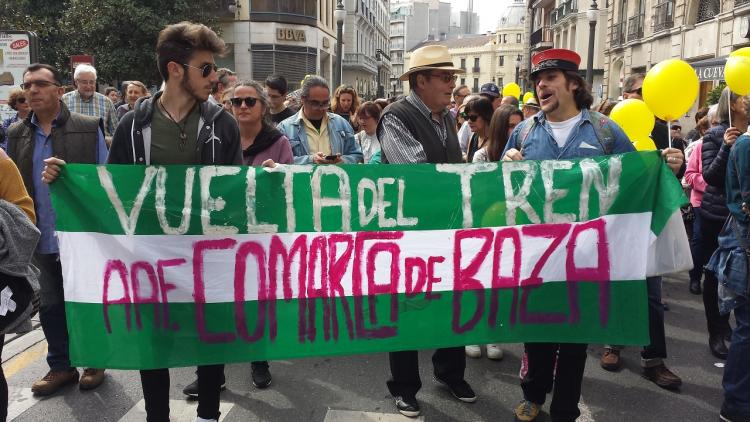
[515, 110, 616, 154]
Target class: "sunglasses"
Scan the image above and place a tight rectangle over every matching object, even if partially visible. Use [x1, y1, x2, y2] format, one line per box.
[182, 62, 218, 78]
[460, 112, 479, 122]
[625, 87, 643, 96]
[230, 97, 258, 107]
[430, 73, 458, 84]
[20, 80, 61, 90]
[305, 99, 330, 109]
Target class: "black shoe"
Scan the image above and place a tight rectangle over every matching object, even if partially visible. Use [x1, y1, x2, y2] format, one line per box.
[710, 335, 729, 360]
[394, 396, 421, 418]
[720, 403, 750, 422]
[689, 279, 702, 295]
[251, 361, 272, 389]
[434, 375, 476, 403]
[182, 376, 227, 398]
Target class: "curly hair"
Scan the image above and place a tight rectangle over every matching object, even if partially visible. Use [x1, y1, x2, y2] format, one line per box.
[331, 85, 360, 114]
[7, 88, 25, 110]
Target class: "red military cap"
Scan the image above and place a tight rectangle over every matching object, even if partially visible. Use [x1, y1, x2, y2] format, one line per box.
[530, 48, 581, 79]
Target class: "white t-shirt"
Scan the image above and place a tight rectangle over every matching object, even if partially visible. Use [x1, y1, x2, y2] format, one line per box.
[547, 112, 583, 148]
[457, 120, 473, 153]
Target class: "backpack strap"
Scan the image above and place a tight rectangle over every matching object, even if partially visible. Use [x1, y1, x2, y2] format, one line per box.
[586, 111, 615, 155]
[516, 118, 537, 151]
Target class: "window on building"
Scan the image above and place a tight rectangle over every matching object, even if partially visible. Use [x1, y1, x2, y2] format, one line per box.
[473, 78, 479, 91]
[474, 57, 479, 68]
[503, 34, 507, 43]
[517, 33, 522, 43]
[461, 77, 466, 86]
[696, 0, 720, 23]
[461, 58, 466, 69]
[499, 56, 504, 66]
[498, 77, 503, 86]
[251, 0, 318, 25]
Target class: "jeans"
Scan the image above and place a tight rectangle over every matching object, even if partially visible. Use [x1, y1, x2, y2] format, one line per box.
[140, 364, 224, 421]
[723, 300, 750, 415]
[34, 253, 71, 371]
[689, 209, 704, 284]
[387, 347, 465, 399]
[701, 215, 732, 337]
[521, 343, 588, 422]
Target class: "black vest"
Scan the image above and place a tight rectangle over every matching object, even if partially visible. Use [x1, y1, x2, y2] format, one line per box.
[7, 102, 101, 198]
[378, 98, 462, 164]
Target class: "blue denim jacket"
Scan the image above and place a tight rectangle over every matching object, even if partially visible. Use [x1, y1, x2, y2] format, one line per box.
[277, 110, 363, 164]
[502, 109, 635, 160]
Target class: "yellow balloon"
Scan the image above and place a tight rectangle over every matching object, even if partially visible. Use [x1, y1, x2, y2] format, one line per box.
[730, 47, 750, 59]
[725, 55, 750, 96]
[523, 92, 534, 104]
[610, 99, 655, 140]
[502, 83, 521, 99]
[633, 137, 657, 151]
[642, 59, 699, 122]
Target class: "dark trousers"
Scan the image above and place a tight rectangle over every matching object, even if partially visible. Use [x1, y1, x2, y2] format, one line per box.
[689, 209, 704, 284]
[723, 300, 750, 415]
[1, 334, 6, 422]
[140, 364, 224, 421]
[387, 347, 465, 399]
[700, 214, 732, 337]
[521, 343, 588, 422]
[641, 276, 667, 361]
[34, 253, 71, 371]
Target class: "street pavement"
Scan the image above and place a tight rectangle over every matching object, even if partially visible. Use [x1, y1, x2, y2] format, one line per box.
[2, 272, 726, 421]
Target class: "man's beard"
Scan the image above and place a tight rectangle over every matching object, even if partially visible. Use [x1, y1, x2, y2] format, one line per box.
[181, 73, 207, 103]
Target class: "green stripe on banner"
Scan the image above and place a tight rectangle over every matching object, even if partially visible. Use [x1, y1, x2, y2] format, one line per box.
[66, 281, 648, 369]
[50, 151, 684, 235]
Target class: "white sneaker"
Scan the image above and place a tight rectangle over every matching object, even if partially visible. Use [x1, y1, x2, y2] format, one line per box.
[486, 344, 504, 360]
[465, 345, 482, 358]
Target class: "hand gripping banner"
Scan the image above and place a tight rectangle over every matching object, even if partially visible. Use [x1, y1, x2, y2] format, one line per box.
[49, 151, 691, 369]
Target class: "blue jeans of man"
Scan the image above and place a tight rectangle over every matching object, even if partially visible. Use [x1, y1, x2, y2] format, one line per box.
[34, 253, 71, 371]
[723, 299, 750, 416]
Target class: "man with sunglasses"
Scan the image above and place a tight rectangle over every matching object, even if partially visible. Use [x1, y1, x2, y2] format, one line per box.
[377, 44, 473, 418]
[277, 75, 362, 164]
[6, 63, 108, 396]
[102, 22, 240, 422]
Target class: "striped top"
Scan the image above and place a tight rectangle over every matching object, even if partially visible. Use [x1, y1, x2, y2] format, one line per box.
[62, 90, 118, 137]
[379, 91, 450, 164]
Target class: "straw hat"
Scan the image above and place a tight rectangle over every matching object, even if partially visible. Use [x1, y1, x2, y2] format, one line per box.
[400, 45, 465, 81]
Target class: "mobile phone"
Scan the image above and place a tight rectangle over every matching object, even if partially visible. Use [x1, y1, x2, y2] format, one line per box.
[325, 154, 338, 160]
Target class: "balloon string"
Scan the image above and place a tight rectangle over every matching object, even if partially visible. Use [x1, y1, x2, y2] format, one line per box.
[728, 94, 732, 128]
[668, 119, 672, 149]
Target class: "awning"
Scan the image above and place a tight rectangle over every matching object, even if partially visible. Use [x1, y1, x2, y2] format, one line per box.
[690, 56, 726, 81]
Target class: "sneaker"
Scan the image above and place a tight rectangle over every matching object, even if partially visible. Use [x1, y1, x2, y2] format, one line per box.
[720, 403, 750, 422]
[486, 344, 504, 360]
[600, 348, 622, 371]
[394, 396, 421, 418]
[251, 362, 272, 388]
[642, 363, 682, 390]
[465, 345, 482, 358]
[31, 368, 79, 396]
[689, 279, 702, 295]
[182, 375, 227, 398]
[519, 351, 528, 379]
[434, 374, 476, 403]
[514, 400, 541, 421]
[79, 368, 105, 390]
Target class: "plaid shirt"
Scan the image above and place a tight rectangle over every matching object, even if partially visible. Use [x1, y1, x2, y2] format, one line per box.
[61, 90, 118, 137]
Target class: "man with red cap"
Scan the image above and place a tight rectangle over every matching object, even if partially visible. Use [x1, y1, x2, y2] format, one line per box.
[502, 49, 685, 422]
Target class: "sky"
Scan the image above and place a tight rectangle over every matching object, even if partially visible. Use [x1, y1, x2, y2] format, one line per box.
[449, 0, 514, 32]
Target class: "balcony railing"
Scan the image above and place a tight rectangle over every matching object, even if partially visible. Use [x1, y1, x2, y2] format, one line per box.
[737, 0, 750, 7]
[654, 1, 675, 32]
[627, 14, 644, 41]
[343, 53, 377, 74]
[551, 0, 578, 25]
[530, 26, 553, 47]
[610, 22, 625, 48]
[472, 66, 481, 73]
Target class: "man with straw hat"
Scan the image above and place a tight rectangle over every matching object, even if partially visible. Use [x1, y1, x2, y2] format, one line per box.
[377, 44, 474, 418]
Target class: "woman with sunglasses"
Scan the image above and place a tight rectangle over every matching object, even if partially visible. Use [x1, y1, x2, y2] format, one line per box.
[464, 97, 494, 163]
[331, 85, 361, 132]
[231, 80, 293, 167]
[473, 105, 524, 163]
[1, 89, 31, 150]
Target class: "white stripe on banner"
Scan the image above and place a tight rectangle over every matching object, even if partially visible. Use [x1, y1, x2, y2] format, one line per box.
[59, 213, 658, 304]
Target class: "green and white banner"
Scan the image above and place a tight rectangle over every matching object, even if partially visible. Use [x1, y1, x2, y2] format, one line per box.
[50, 151, 690, 369]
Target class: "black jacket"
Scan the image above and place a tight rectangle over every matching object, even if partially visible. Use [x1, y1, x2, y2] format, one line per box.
[107, 91, 242, 165]
[700, 123, 730, 221]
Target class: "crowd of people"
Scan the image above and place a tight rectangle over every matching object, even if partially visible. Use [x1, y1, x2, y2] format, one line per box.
[0, 20, 749, 422]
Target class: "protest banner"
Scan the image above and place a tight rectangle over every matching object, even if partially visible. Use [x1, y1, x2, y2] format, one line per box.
[50, 151, 691, 369]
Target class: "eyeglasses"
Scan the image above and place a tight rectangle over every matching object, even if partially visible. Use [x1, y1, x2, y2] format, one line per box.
[305, 99, 330, 109]
[230, 97, 258, 108]
[466, 114, 479, 122]
[20, 80, 61, 90]
[430, 73, 458, 84]
[625, 87, 643, 96]
[182, 63, 218, 78]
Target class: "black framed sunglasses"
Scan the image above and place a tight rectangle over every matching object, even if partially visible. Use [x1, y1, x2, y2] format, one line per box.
[230, 97, 258, 108]
[182, 63, 218, 78]
[465, 114, 479, 122]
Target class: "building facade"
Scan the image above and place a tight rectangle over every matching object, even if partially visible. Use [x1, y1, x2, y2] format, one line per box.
[341, 0, 392, 99]
[218, 0, 338, 91]
[604, 0, 750, 124]
[524, 0, 608, 100]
